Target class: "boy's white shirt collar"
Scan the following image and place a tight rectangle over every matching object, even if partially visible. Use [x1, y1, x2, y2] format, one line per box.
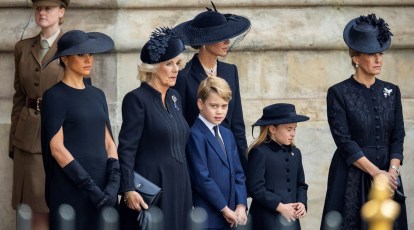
[198, 114, 222, 137]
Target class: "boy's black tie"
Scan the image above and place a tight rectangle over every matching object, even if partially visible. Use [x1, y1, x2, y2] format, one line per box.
[213, 126, 226, 155]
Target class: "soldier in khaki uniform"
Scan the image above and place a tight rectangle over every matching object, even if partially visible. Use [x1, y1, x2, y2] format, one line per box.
[9, 0, 69, 229]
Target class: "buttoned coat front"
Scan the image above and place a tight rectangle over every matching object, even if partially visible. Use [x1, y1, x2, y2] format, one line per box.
[247, 141, 308, 230]
[10, 32, 64, 155]
[186, 118, 247, 229]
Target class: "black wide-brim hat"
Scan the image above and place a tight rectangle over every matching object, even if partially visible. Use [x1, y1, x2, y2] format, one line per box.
[174, 10, 251, 46]
[252, 103, 310, 127]
[44, 30, 114, 67]
[343, 14, 392, 54]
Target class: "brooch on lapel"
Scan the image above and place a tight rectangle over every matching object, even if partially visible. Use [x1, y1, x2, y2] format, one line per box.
[172, 95, 179, 110]
[383, 88, 392, 98]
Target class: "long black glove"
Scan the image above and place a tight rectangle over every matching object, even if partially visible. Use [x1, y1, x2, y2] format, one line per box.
[104, 158, 121, 206]
[62, 160, 109, 208]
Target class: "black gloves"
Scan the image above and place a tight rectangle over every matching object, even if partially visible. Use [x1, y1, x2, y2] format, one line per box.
[104, 158, 121, 206]
[62, 160, 109, 208]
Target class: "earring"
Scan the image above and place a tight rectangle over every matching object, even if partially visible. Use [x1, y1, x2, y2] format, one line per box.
[202, 45, 206, 51]
[356, 64, 359, 68]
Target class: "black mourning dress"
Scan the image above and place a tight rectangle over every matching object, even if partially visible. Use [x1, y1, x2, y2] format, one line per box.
[118, 82, 192, 230]
[321, 76, 407, 230]
[41, 82, 112, 229]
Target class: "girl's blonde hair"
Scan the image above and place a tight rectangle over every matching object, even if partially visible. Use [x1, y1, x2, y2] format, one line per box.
[247, 124, 295, 156]
[247, 125, 271, 156]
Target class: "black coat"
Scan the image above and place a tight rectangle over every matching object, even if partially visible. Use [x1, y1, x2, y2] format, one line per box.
[118, 83, 192, 230]
[321, 76, 407, 230]
[247, 141, 308, 230]
[173, 54, 248, 172]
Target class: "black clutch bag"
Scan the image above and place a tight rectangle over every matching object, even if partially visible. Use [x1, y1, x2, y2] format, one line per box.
[394, 176, 407, 203]
[133, 172, 162, 207]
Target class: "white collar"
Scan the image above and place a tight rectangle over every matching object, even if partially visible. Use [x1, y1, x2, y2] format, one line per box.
[41, 29, 60, 46]
[198, 114, 218, 136]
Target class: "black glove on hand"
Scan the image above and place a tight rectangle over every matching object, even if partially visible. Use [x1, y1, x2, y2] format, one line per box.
[62, 160, 108, 208]
[104, 158, 121, 206]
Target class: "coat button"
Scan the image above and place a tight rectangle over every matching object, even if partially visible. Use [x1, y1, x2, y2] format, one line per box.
[286, 178, 291, 183]
[34, 82, 39, 86]
[375, 116, 379, 120]
[35, 67, 40, 72]
[376, 136, 379, 140]
[285, 158, 289, 162]
[286, 169, 290, 173]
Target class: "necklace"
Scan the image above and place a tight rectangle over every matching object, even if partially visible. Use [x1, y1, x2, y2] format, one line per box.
[201, 63, 217, 76]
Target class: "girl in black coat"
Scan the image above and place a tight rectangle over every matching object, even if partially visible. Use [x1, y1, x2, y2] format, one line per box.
[246, 103, 309, 230]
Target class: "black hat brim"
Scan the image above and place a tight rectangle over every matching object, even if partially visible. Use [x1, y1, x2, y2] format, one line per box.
[343, 18, 391, 54]
[44, 32, 114, 68]
[174, 14, 251, 46]
[252, 115, 310, 127]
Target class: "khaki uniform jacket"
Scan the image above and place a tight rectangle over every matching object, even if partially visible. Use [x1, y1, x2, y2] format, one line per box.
[9, 32, 64, 154]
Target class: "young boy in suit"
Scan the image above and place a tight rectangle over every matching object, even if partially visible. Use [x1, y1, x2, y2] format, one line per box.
[186, 76, 247, 229]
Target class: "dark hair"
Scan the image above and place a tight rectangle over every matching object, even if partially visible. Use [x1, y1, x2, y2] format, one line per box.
[58, 57, 66, 68]
[191, 45, 201, 50]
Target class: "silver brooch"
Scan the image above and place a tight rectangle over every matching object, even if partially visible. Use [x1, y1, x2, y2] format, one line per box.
[291, 152, 294, 156]
[383, 88, 392, 98]
[172, 95, 179, 110]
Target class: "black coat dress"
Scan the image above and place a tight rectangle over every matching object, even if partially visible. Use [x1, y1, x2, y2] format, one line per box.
[173, 54, 248, 172]
[321, 76, 407, 230]
[118, 83, 192, 230]
[41, 82, 112, 229]
[247, 140, 308, 230]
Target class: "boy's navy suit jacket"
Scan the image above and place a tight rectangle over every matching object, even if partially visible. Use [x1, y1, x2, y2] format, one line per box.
[186, 117, 247, 228]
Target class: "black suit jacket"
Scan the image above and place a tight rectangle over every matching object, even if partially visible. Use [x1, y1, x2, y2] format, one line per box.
[174, 54, 248, 172]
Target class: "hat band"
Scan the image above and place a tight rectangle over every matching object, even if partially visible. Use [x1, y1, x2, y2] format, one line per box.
[262, 112, 297, 120]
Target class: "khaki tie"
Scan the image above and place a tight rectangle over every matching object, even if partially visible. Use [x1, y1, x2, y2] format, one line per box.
[39, 39, 49, 61]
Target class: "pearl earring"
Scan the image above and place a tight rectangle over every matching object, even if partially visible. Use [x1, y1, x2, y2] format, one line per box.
[356, 64, 359, 68]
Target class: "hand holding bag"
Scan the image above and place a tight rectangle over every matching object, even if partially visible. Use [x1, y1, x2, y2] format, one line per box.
[134, 172, 162, 230]
[133, 172, 162, 208]
[394, 176, 407, 203]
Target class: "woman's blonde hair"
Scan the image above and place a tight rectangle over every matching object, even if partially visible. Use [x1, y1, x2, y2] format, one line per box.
[138, 62, 159, 82]
[137, 54, 184, 82]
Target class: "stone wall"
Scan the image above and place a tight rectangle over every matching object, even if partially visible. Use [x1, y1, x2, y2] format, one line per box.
[0, 1, 413, 229]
